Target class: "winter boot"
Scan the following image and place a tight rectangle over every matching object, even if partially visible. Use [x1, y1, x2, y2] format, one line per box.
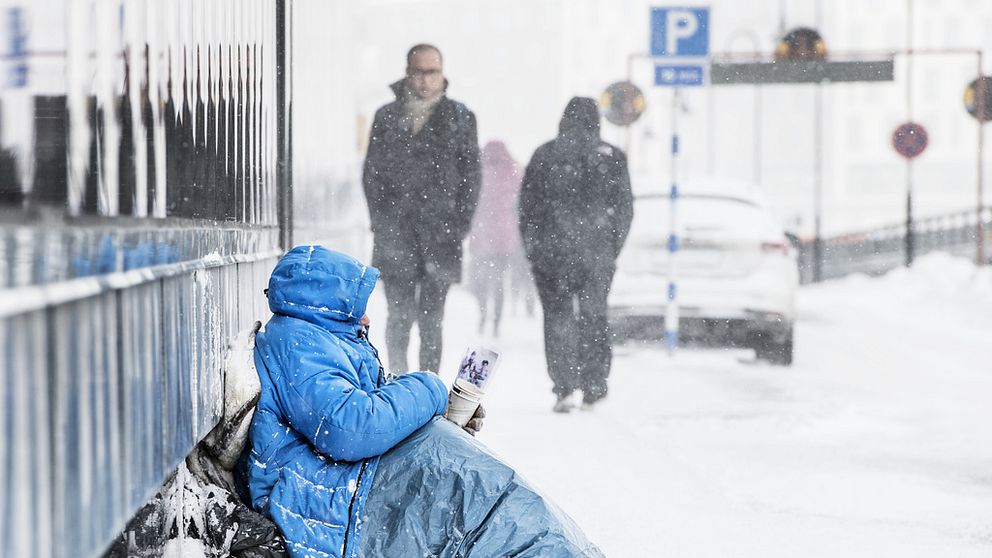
[552, 392, 575, 413]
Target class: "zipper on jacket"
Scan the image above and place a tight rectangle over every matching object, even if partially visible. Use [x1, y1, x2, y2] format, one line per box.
[342, 328, 379, 555]
[341, 458, 368, 556]
[363, 327, 387, 388]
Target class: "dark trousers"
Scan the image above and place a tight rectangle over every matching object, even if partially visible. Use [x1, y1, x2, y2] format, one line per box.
[532, 266, 614, 403]
[383, 274, 451, 373]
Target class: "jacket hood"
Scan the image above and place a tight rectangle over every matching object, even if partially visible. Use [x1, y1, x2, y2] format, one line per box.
[482, 140, 515, 169]
[389, 78, 450, 100]
[557, 96, 601, 140]
[266, 245, 380, 332]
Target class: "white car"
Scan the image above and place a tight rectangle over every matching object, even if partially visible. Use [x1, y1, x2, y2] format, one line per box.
[608, 182, 799, 365]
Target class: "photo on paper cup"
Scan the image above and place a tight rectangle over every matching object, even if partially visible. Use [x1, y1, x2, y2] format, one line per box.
[456, 346, 500, 392]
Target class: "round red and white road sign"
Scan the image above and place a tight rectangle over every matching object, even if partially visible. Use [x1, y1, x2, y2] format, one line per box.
[892, 122, 928, 160]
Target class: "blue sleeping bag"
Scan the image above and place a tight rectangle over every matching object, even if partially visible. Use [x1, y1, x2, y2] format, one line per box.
[359, 417, 605, 557]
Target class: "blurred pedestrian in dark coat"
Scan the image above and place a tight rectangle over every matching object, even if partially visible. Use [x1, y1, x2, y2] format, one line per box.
[362, 44, 481, 373]
[518, 97, 633, 413]
[467, 140, 522, 337]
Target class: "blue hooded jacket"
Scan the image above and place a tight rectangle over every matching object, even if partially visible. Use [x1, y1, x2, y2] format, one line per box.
[246, 246, 448, 558]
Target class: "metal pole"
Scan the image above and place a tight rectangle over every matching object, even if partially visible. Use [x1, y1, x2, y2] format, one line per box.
[905, 0, 915, 267]
[977, 50, 986, 266]
[624, 115, 633, 160]
[666, 88, 681, 354]
[275, 0, 292, 250]
[287, 0, 294, 241]
[754, 60, 762, 186]
[706, 83, 715, 175]
[813, 85, 823, 281]
[906, 163, 914, 266]
[812, 0, 825, 281]
[625, 53, 635, 159]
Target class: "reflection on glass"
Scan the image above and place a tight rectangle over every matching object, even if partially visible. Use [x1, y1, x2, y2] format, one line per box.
[1, 0, 277, 223]
[0, 0, 283, 287]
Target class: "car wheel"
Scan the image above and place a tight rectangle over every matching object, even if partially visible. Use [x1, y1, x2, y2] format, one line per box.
[754, 326, 793, 366]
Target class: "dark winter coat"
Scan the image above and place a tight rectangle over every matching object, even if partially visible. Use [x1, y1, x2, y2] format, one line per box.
[362, 80, 481, 283]
[518, 97, 634, 279]
[245, 246, 448, 558]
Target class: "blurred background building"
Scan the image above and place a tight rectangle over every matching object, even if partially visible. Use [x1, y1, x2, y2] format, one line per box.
[293, 0, 992, 247]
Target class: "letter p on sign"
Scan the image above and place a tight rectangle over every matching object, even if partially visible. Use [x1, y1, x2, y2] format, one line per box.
[666, 10, 698, 55]
[651, 7, 710, 57]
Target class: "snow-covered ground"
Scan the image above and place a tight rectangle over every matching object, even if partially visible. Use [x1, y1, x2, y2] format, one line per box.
[367, 252, 992, 557]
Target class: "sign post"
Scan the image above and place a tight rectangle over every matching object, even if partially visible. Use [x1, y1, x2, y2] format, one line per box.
[650, 6, 709, 354]
[964, 74, 989, 266]
[892, 122, 929, 267]
[6, 7, 28, 88]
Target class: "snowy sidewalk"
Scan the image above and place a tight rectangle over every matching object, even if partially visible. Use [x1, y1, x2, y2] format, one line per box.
[369, 253, 992, 558]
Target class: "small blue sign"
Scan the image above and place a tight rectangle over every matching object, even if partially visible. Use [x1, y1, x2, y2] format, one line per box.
[7, 8, 26, 56]
[655, 64, 705, 87]
[9, 63, 27, 88]
[651, 7, 710, 57]
[7, 7, 28, 88]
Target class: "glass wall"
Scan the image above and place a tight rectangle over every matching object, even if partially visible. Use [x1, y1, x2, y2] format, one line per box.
[0, 0, 284, 288]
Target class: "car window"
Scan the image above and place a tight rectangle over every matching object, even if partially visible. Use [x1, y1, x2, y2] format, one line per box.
[631, 195, 782, 241]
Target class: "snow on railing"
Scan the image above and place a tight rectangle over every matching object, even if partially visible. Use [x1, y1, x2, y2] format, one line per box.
[798, 206, 992, 284]
[0, 240, 277, 558]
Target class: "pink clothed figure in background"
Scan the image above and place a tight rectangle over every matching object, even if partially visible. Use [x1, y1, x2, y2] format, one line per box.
[467, 140, 534, 336]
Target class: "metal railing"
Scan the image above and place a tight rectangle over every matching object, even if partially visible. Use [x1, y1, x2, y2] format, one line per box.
[0, 223, 278, 558]
[798, 206, 992, 283]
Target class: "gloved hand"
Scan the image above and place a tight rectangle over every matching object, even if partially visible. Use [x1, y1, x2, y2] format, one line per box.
[462, 404, 485, 436]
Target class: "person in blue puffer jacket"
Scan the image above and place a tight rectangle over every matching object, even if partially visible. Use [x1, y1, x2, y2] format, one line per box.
[246, 245, 603, 558]
[245, 245, 454, 558]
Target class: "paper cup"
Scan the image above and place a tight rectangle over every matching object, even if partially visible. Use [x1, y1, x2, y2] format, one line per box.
[446, 378, 483, 427]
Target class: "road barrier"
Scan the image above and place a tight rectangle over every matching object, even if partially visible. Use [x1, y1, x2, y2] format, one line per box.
[798, 206, 992, 283]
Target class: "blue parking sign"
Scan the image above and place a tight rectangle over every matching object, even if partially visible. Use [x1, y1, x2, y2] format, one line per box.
[651, 7, 709, 57]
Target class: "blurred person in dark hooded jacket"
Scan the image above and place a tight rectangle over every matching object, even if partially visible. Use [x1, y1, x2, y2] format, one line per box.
[362, 43, 481, 374]
[467, 140, 523, 337]
[518, 97, 633, 413]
